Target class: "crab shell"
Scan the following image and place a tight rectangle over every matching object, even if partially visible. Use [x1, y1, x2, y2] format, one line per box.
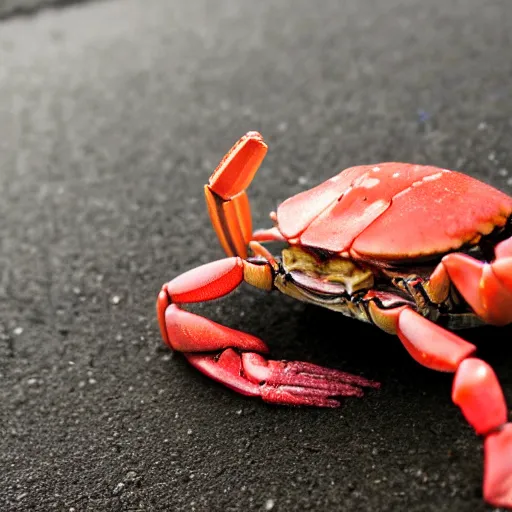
[276, 163, 512, 262]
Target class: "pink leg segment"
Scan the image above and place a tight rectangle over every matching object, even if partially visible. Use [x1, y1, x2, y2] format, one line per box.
[157, 257, 379, 408]
[441, 238, 512, 326]
[391, 306, 512, 509]
[452, 358, 512, 508]
[423, 241, 512, 507]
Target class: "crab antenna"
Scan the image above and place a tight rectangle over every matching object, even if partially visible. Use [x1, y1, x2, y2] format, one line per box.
[204, 132, 268, 259]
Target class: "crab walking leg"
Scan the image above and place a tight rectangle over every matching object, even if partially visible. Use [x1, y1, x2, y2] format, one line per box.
[440, 238, 512, 326]
[157, 257, 379, 408]
[204, 132, 268, 258]
[251, 226, 287, 243]
[369, 302, 512, 508]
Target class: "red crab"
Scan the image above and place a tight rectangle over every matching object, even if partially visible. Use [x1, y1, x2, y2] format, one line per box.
[157, 132, 512, 508]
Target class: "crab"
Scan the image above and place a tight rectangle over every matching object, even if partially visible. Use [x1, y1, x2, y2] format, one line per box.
[157, 132, 512, 508]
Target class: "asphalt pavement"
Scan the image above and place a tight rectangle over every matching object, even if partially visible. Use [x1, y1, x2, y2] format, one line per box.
[1, 0, 512, 510]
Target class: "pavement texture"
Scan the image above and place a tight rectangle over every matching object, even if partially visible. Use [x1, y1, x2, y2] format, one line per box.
[1, 0, 512, 510]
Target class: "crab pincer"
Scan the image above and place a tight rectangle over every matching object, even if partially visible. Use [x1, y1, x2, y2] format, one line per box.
[158, 258, 379, 408]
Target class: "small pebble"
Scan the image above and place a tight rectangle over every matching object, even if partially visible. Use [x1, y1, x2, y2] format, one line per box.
[265, 498, 275, 510]
[126, 471, 137, 481]
[113, 482, 125, 495]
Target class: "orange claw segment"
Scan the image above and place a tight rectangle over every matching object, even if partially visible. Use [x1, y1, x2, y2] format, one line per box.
[396, 308, 476, 372]
[233, 191, 253, 245]
[483, 423, 512, 509]
[204, 187, 250, 259]
[208, 132, 268, 200]
[222, 195, 250, 259]
[204, 185, 235, 257]
[167, 257, 244, 303]
[242, 257, 274, 291]
[165, 304, 269, 353]
[205, 132, 266, 258]
[452, 358, 508, 436]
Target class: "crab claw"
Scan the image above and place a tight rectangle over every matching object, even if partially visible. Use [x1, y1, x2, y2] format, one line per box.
[204, 132, 268, 258]
[159, 256, 380, 408]
[243, 353, 380, 406]
[187, 350, 379, 408]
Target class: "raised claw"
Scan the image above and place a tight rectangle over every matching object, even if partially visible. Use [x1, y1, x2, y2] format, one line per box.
[205, 132, 268, 258]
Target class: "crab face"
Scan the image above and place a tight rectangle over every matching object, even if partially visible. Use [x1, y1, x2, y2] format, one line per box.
[280, 245, 375, 295]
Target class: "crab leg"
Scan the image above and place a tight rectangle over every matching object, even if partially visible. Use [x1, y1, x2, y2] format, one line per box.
[368, 300, 512, 508]
[204, 132, 268, 258]
[157, 257, 379, 408]
[439, 237, 512, 326]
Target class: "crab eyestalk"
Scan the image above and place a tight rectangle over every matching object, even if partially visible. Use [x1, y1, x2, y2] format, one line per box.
[204, 132, 268, 258]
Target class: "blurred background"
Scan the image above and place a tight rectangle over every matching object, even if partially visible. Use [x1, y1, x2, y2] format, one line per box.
[1, 0, 511, 510]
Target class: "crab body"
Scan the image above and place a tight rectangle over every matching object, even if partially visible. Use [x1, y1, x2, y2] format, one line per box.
[157, 133, 512, 509]
[277, 161, 512, 259]
[271, 162, 512, 332]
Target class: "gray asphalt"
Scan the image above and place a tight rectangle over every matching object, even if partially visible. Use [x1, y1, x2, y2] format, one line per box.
[1, 0, 512, 510]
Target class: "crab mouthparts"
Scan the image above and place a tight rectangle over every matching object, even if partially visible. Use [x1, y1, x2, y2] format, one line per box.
[281, 246, 374, 296]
